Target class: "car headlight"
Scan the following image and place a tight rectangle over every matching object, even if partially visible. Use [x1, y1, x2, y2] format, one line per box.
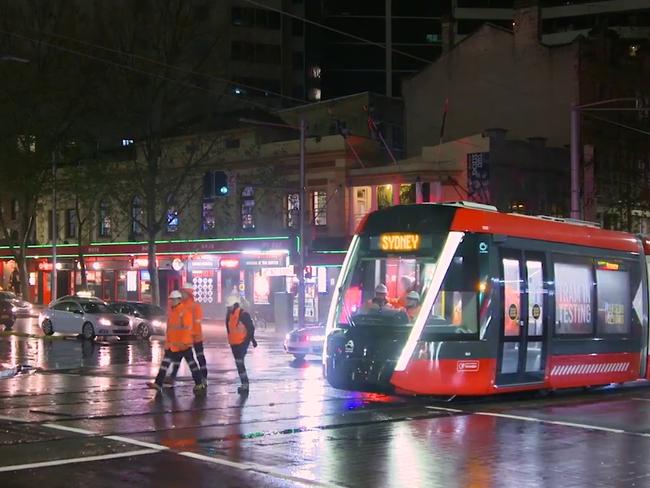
[309, 335, 325, 342]
[99, 318, 112, 326]
[285, 333, 291, 341]
[151, 320, 163, 327]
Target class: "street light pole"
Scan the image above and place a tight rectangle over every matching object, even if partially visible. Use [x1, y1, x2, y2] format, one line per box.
[298, 118, 306, 330]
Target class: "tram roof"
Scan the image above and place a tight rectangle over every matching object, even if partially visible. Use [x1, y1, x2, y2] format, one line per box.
[359, 203, 641, 253]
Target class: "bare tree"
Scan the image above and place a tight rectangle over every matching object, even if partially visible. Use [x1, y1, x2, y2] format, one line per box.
[0, 0, 90, 299]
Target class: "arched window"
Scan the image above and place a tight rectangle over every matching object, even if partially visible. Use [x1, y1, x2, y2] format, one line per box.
[241, 186, 255, 230]
[131, 195, 143, 235]
[99, 200, 111, 237]
[166, 194, 179, 233]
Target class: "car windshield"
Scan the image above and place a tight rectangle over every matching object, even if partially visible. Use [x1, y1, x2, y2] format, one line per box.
[81, 302, 110, 314]
[132, 303, 165, 317]
[0, 291, 17, 300]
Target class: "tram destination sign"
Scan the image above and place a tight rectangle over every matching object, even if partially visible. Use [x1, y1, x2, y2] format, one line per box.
[376, 233, 422, 252]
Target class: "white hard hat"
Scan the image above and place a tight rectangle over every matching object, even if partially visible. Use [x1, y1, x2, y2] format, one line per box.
[169, 290, 182, 299]
[182, 282, 194, 291]
[375, 284, 388, 294]
[406, 291, 420, 301]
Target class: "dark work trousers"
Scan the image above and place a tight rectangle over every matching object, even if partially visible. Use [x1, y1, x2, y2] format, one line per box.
[170, 342, 207, 380]
[231, 342, 249, 387]
[155, 349, 203, 387]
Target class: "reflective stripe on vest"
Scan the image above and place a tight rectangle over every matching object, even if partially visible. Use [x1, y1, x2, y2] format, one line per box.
[228, 308, 247, 345]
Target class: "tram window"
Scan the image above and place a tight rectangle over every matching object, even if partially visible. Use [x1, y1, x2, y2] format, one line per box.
[596, 266, 631, 335]
[424, 238, 479, 337]
[554, 260, 594, 335]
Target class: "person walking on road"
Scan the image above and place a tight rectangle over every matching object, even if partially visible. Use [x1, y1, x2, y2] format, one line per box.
[148, 290, 206, 395]
[226, 302, 257, 394]
[167, 283, 208, 386]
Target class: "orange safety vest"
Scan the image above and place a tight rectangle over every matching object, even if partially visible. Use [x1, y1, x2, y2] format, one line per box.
[228, 307, 248, 345]
[166, 303, 194, 352]
[183, 296, 204, 343]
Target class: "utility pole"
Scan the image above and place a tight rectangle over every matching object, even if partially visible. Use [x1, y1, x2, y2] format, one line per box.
[570, 97, 638, 220]
[52, 155, 57, 300]
[385, 0, 392, 97]
[298, 118, 306, 330]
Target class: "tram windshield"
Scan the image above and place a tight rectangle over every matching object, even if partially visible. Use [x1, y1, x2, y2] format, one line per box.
[332, 232, 480, 338]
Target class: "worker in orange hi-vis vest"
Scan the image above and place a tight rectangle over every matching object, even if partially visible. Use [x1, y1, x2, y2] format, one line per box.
[168, 282, 208, 387]
[147, 291, 206, 395]
[226, 302, 257, 394]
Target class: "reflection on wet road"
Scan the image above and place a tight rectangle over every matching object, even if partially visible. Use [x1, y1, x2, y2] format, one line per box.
[2, 318, 650, 487]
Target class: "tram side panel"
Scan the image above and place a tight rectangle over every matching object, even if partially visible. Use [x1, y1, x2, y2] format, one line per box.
[546, 249, 645, 389]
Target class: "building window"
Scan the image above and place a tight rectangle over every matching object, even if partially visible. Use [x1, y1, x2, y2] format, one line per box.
[312, 191, 327, 226]
[400, 184, 415, 204]
[377, 184, 393, 209]
[65, 208, 77, 239]
[241, 186, 255, 230]
[166, 194, 179, 233]
[201, 200, 215, 232]
[131, 195, 143, 236]
[352, 187, 371, 227]
[286, 193, 299, 229]
[99, 200, 111, 237]
[121, 139, 134, 146]
[10, 199, 18, 221]
[308, 88, 321, 101]
[293, 52, 304, 69]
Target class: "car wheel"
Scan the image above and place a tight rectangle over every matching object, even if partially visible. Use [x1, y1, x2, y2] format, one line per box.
[42, 319, 54, 336]
[136, 322, 151, 340]
[293, 354, 306, 361]
[82, 322, 96, 341]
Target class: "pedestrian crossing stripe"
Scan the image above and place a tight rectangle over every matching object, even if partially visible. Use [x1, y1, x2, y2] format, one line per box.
[550, 362, 630, 376]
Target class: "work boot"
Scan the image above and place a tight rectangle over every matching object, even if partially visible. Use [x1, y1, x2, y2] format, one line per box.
[146, 381, 164, 393]
[193, 382, 207, 395]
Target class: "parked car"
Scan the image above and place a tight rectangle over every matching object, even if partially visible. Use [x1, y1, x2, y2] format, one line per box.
[0, 299, 16, 330]
[0, 291, 33, 317]
[284, 325, 326, 360]
[39, 298, 132, 340]
[108, 301, 166, 340]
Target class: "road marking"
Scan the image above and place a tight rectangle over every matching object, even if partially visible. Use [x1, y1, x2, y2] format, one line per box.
[105, 435, 169, 451]
[472, 411, 629, 434]
[0, 449, 156, 473]
[180, 451, 346, 488]
[0, 414, 29, 422]
[425, 406, 465, 413]
[43, 423, 97, 435]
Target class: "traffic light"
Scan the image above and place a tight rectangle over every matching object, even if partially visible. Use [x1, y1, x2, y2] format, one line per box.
[214, 171, 229, 196]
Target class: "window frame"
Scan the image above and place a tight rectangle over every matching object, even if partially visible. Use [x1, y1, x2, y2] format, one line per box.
[241, 186, 255, 230]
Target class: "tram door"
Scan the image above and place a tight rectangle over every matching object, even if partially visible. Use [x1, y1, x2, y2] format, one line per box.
[497, 250, 547, 385]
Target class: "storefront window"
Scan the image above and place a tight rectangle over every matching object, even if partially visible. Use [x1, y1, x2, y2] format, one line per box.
[140, 270, 151, 303]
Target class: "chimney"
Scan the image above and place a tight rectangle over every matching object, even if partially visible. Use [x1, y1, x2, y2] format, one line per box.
[513, 0, 541, 50]
[441, 14, 455, 54]
[484, 128, 508, 145]
[527, 136, 547, 149]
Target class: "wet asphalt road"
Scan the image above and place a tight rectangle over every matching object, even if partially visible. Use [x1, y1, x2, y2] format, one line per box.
[3, 318, 650, 487]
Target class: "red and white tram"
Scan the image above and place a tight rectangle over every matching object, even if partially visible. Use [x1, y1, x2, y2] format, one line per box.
[323, 202, 650, 396]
